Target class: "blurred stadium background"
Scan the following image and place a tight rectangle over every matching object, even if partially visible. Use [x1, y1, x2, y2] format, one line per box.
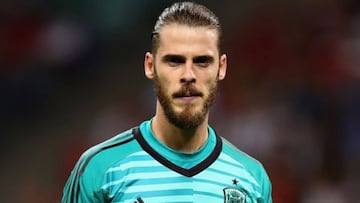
[1, 0, 359, 202]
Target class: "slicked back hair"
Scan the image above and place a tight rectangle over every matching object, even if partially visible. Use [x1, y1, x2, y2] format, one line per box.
[151, 2, 222, 55]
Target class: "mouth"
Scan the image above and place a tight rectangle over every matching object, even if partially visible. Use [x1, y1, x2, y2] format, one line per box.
[173, 90, 203, 99]
[173, 96, 201, 105]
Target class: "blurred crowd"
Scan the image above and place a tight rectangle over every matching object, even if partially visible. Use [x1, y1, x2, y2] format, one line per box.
[1, 0, 359, 202]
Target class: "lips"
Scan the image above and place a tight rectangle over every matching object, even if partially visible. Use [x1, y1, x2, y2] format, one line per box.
[173, 89, 202, 98]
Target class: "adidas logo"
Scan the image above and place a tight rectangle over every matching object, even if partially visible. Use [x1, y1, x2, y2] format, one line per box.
[133, 197, 144, 203]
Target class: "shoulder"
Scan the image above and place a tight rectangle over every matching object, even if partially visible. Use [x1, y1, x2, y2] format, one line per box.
[220, 137, 272, 201]
[61, 128, 142, 202]
[79, 128, 140, 176]
[220, 137, 269, 181]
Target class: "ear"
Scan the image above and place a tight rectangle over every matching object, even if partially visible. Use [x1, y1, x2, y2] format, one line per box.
[144, 52, 155, 79]
[218, 54, 227, 80]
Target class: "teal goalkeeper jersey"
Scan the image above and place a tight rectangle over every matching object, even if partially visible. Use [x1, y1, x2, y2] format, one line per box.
[61, 119, 272, 203]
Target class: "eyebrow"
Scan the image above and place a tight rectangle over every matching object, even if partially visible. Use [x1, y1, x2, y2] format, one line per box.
[193, 55, 214, 63]
[161, 54, 186, 63]
[161, 54, 215, 63]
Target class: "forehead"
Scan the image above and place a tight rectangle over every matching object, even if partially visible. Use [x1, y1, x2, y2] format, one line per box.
[156, 24, 219, 57]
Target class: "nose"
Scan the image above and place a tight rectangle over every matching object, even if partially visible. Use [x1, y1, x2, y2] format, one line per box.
[180, 62, 196, 83]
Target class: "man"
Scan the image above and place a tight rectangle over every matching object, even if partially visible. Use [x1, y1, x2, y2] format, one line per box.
[61, 2, 272, 203]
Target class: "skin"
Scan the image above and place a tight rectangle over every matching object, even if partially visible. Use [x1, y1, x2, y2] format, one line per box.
[144, 23, 227, 153]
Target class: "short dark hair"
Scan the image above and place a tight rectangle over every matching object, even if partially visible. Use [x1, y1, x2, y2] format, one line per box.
[151, 1, 222, 55]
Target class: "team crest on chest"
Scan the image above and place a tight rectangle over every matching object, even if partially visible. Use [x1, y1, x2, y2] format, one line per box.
[223, 178, 246, 203]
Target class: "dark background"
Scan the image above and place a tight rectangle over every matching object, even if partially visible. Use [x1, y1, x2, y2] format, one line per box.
[1, 0, 359, 202]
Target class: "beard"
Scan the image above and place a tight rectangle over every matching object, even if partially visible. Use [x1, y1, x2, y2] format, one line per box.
[153, 74, 218, 129]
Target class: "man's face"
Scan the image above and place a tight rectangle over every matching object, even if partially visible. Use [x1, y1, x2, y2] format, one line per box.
[146, 24, 227, 129]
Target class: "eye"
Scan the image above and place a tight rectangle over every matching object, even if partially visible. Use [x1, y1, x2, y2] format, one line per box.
[193, 56, 213, 68]
[164, 55, 185, 67]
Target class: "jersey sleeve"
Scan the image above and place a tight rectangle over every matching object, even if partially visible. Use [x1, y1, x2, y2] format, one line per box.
[61, 152, 107, 203]
[61, 128, 138, 203]
[259, 165, 273, 203]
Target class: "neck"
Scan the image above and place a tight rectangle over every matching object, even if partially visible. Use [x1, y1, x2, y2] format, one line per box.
[151, 104, 209, 153]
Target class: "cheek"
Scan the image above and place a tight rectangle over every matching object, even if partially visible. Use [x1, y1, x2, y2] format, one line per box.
[157, 70, 179, 88]
[205, 72, 219, 85]
[205, 76, 218, 92]
[158, 74, 171, 86]
[155, 74, 173, 94]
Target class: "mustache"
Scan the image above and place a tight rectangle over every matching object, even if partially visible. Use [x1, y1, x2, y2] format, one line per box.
[172, 85, 203, 97]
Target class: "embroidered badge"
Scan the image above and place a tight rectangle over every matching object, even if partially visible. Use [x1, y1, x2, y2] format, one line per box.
[223, 178, 246, 203]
